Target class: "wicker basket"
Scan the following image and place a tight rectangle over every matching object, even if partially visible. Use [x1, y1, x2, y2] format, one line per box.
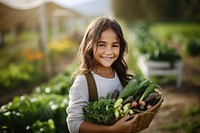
[131, 85, 164, 133]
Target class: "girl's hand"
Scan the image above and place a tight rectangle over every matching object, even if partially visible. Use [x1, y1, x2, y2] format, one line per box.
[110, 115, 138, 133]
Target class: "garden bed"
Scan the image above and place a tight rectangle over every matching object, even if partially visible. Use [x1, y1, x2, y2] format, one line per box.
[137, 55, 183, 88]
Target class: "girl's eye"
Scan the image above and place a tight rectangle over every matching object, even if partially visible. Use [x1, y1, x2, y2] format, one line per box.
[112, 44, 120, 48]
[112, 44, 119, 47]
[97, 43, 105, 47]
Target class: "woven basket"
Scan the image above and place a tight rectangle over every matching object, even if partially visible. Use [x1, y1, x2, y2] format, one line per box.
[131, 85, 164, 133]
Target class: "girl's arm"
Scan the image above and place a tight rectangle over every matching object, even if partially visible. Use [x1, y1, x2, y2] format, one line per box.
[80, 115, 138, 133]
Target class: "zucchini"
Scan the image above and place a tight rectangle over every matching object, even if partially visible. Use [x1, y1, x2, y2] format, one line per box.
[118, 74, 141, 99]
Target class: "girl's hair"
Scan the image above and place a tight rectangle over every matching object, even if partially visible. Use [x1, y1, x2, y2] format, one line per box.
[73, 16, 132, 86]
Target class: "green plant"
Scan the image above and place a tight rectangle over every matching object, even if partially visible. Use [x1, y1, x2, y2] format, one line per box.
[186, 38, 200, 56]
[31, 119, 55, 133]
[133, 23, 181, 65]
[0, 63, 76, 133]
[0, 48, 46, 94]
[150, 22, 200, 43]
[0, 62, 44, 92]
[33, 73, 72, 95]
[0, 94, 69, 133]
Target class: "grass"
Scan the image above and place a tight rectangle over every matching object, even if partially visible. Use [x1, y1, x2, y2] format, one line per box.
[150, 22, 200, 43]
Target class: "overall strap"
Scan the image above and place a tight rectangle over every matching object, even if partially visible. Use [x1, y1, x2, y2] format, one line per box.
[85, 72, 98, 102]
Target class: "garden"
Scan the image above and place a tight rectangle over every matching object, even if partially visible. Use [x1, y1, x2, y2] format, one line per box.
[0, 29, 80, 132]
[0, 21, 200, 133]
[1, 0, 200, 132]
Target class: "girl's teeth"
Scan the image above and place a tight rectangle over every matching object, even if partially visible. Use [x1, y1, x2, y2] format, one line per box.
[105, 57, 111, 60]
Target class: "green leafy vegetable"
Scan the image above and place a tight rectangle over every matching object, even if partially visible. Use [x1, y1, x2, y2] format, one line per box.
[83, 97, 116, 125]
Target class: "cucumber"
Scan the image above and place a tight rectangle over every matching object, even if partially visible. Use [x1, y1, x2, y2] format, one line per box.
[118, 74, 153, 99]
[118, 75, 141, 99]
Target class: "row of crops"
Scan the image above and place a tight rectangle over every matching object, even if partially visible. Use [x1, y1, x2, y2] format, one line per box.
[0, 62, 78, 133]
[0, 36, 79, 95]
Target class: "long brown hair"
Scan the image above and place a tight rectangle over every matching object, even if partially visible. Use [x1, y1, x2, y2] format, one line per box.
[73, 16, 132, 86]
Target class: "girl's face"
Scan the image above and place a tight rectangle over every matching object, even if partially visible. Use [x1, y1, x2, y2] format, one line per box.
[93, 28, 120, 68]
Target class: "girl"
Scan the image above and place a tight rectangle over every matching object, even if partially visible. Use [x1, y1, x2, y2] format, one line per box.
[67, 16, 138, 133]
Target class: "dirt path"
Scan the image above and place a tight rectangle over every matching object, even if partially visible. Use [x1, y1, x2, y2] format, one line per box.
[141, 84, 200, 133]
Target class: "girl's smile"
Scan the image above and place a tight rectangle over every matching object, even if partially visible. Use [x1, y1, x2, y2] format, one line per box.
[93, 28, 120, 68]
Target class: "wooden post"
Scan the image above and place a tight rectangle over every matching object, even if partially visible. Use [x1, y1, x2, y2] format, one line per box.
[53, 14, 59, 41]
[39, 2, 51, 78]
[39, 3, 47, 57]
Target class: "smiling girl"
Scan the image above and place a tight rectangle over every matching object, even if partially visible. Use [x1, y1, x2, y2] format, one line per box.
[67, 16, 138, 133]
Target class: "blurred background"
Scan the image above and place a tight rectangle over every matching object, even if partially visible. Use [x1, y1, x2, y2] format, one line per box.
[0, 0, 200, 133]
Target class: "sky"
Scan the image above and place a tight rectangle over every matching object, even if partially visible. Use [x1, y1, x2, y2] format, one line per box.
[54, 0, 112, 17]
[0, 0, 112, 17]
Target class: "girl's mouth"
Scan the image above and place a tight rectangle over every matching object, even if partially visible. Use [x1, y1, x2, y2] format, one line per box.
[103, 57, 113, 60]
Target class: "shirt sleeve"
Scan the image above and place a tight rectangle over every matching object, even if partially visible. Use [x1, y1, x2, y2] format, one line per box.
[66, 75, 89, 133]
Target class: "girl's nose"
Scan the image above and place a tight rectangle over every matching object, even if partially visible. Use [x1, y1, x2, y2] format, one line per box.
[105, 46, 112, 54]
